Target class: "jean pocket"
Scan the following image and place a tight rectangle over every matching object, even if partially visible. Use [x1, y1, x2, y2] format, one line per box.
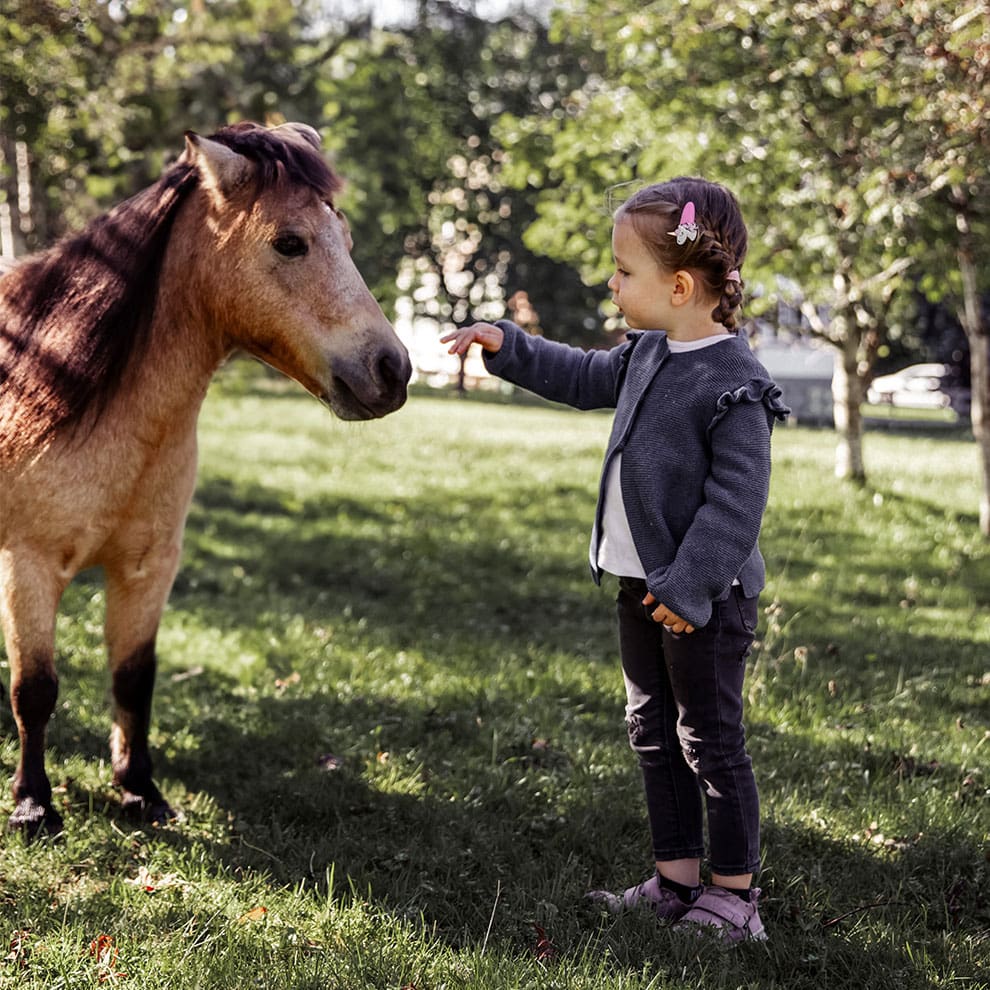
[733, 591, 759, 635]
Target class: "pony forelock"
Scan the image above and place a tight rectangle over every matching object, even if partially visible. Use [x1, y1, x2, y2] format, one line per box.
[207, 122, 343, 202]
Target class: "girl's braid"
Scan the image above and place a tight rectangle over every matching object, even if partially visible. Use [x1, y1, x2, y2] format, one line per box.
[693, 227, 745, 332]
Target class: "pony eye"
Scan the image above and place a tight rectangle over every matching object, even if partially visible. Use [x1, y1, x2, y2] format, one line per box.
[272, 234, 308, 258]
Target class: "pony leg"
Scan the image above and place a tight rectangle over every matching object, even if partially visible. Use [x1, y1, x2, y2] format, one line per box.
[0, 551, 64, 837]
[104, 550, 181, 824]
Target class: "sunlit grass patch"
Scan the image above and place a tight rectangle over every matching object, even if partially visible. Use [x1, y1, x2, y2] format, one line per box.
[1, 379, 987, 989]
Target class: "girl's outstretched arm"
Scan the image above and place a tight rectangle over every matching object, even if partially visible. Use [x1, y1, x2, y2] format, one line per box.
[441, 322, 504, 355]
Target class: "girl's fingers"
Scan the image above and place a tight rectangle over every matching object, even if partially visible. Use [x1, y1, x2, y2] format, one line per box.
[441, 324, 502, 355]
[648, 602, 695, 635]
[441, 330, 472, 354]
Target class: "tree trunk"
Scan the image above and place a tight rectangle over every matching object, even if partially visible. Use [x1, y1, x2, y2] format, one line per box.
[956, 222, 989, 537]
[970, 336, 990, 537]
[832, 333, 866, 481]
[0, 125, 19, 259]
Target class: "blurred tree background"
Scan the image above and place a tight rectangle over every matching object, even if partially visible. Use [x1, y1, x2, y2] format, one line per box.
[1, 0, 987, 528]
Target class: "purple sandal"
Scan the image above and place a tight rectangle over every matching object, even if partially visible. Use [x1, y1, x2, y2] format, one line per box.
[676, 886, 768, 942]
[587, 873, 695, 921]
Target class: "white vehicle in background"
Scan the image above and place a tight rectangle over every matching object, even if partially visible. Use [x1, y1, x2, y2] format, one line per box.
[867, 363, 965, 412]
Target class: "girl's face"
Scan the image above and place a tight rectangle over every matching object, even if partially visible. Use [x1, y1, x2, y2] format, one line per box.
[607, 220, 675, 331]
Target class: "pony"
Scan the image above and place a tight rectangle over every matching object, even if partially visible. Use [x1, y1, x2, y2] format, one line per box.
[0, 121, 411, 836]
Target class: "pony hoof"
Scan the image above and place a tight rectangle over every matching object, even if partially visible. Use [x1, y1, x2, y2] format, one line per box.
[120, 791, 180, 826]
[8, 797, 64, 839]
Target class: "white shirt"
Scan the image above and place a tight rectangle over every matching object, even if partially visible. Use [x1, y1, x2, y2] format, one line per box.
[595, 333, 735, 578]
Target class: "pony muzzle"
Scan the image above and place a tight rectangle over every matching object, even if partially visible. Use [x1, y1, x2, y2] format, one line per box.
[327, 343, 411, 420]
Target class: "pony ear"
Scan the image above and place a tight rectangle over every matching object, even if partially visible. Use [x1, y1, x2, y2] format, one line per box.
[183, 132, 251, 199]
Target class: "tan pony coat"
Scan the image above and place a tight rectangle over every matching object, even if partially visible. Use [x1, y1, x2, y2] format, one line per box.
[0, 122, 410, 835]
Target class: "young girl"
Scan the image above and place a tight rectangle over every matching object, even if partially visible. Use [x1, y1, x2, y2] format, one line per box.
[442, 177, 788, 942]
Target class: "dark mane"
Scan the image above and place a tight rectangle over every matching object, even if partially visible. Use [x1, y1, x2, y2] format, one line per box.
[0, 123, 340, 455]
[0, 161, 198, 452]
[209, 122, 343, 202]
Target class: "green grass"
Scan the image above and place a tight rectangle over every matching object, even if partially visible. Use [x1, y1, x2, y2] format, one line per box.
[1, 373, 988, 989]
[862, 402, 963, 427]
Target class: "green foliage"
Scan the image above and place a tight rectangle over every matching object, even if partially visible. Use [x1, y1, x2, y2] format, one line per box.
[0, 0, 333, 245]
[491, 0, 989, 486]
[503, 1, 929, 314]
[1, 0, 168, 241]
[500, 0, 983, 358]
[0, 0, 608, 343]
[0, 381, 987, 988]
[317, 3, 607, 340]
[3, 0, 984, 348]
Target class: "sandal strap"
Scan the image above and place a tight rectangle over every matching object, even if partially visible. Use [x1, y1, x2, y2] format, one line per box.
[686, 887, 761, 929]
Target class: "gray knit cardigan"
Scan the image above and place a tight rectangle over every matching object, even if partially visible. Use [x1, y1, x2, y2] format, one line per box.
[484, 320, 790, 628]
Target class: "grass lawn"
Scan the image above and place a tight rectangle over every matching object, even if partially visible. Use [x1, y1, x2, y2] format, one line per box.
[1, 372, 988, 989]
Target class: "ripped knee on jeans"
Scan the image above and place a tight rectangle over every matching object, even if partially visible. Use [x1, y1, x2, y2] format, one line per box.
[626, 711, 650, 751]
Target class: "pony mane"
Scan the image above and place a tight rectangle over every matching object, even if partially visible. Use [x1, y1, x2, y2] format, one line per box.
[210, 121, 343, 202]
[0, 122, 341, 457]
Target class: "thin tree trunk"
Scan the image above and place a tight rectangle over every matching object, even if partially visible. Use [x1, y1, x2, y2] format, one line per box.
[0, 124, 20, 259]
[832, 333, 866, 481]
[957, 222, 989, 537]
[802, 293, 869, 483]
[971, 338, 990, 537]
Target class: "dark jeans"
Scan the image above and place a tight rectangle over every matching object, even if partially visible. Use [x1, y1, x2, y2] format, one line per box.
[616, 576, 761, 877]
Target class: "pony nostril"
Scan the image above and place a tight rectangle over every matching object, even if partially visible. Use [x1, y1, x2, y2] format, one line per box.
[379, 348, 411, 390]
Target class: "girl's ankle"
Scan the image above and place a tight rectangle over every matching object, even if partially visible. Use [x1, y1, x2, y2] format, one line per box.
[711, 883, 752, 902]
[657, 872, 703, 903]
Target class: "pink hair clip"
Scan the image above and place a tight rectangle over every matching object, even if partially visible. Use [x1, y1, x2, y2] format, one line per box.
[669, 201, 699, 245]
[726, 269, 741, 283]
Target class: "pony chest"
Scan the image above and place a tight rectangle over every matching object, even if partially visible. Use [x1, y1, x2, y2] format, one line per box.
[7, 431, 196, 566]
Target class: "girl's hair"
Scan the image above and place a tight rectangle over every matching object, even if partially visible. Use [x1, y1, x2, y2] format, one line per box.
[615, 177, 748, 332]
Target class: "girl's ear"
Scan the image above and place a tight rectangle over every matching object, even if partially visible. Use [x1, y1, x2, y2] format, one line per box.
[670, 269, 697, 306]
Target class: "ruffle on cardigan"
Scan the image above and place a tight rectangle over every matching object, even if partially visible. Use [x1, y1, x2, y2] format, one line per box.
[708, 379, 791, 432]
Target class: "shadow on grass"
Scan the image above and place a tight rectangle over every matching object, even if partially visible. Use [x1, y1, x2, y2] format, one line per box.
[22, 639, 987, 986]
[171, 474, 607, 659]
[23, 628, 983, 982]
[30, 679, 984, 989]
[3, 441, 987, 988]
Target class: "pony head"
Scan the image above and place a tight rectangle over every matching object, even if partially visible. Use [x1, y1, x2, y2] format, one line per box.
[180, 121, 411, 420]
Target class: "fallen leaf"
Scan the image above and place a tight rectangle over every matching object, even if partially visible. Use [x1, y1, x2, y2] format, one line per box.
[531, 922, 558, 964]
[5, 929, 32, 969]
[316, 753, 345, 772]
[238, 906, 268, 924]
[89, 935, 116, 964]
[89, 934, 127, 982]
[124, 865, 190, 894]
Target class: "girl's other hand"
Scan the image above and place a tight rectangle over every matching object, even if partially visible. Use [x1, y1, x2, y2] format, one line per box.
[643, 592, 695, 634]
[440, 322, 504, 355]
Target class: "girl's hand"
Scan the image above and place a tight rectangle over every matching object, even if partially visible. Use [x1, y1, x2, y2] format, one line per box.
[440, 322, 504, 355]
[643, 593, 695, 634]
